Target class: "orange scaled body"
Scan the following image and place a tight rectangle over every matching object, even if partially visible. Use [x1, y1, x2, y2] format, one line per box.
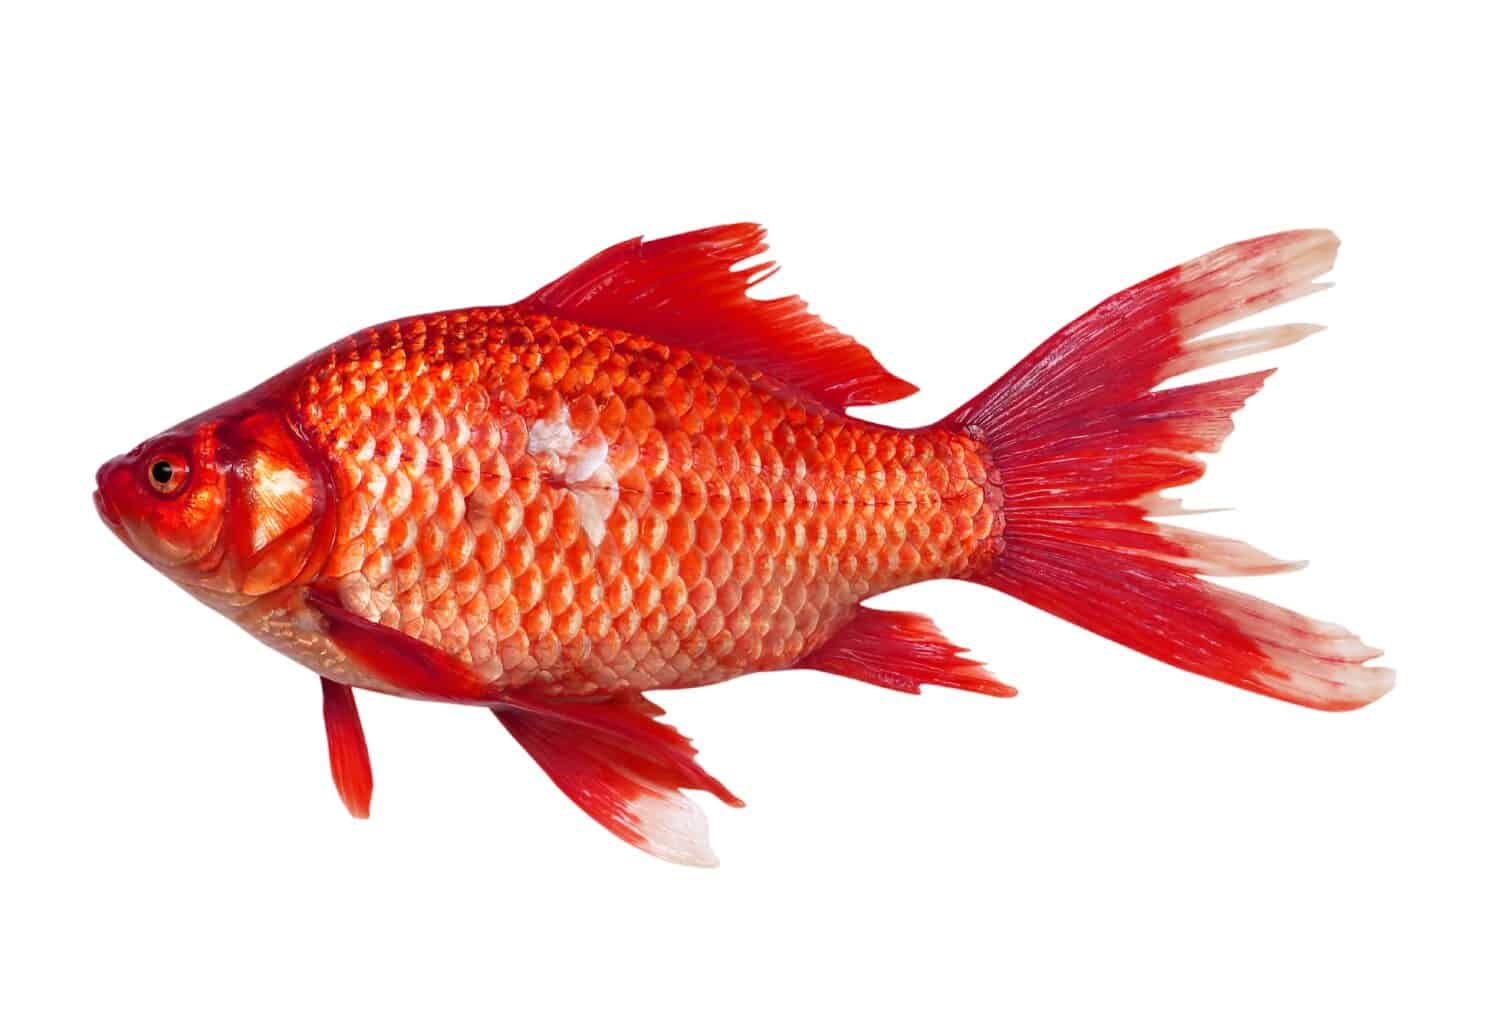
[300, 308, 991, 697]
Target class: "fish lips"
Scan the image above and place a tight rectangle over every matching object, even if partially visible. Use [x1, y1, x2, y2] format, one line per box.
[93, 465, 127, 537]
[94, 488, 121, 529]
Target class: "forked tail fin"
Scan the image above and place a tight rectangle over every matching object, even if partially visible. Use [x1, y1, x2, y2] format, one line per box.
[946, 230, 1393, 711]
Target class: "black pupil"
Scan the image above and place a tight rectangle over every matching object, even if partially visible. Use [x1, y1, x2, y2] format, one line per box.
[151, 460, 175, 485]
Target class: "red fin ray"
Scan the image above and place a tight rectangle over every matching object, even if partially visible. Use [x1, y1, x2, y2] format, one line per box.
[797, 606, 1015, 697]
[321, 678, 373, 819]
[306, 588, 495, 703]
[497, 691, 741, 807]
[950, 231, 1340, 447]
[521, 223, 916, 411]
[947, 230, 1393, 710]
[496, 692, 741, 868]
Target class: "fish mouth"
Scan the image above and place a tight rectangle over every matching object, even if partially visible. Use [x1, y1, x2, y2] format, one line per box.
[94, 486, 123, 530]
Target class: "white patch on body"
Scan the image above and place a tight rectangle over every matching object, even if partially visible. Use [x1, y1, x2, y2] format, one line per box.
[526, 404, 620, 548]
[566, 438, 608, 482]
[525, 410, 578, 459]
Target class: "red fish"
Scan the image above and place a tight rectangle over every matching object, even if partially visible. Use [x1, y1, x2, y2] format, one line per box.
[94, 224, 1392, 865]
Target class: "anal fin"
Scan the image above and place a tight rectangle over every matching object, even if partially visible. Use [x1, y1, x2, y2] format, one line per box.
[798, 606, 1016, 697]
[495, 691, 742, 868]
[321, 678, 373, 819]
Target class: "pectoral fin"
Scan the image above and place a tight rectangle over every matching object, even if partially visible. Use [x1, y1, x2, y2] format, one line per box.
[306, 587, 495, 703]
[321, 678, 373, 819]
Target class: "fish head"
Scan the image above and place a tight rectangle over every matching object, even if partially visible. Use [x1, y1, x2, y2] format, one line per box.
[95, 403, 337, 602]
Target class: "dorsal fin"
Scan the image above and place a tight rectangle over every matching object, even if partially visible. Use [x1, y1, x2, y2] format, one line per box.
[520, 223, 917, 411]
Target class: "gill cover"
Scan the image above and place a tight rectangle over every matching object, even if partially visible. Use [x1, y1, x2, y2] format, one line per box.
[218, 408, 337, 596]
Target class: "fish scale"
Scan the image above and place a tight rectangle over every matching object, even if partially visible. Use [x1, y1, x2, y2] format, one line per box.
[295, 308, 991, 696]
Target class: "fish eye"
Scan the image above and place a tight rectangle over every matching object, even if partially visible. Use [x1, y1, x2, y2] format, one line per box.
[146, 455, 189, 495]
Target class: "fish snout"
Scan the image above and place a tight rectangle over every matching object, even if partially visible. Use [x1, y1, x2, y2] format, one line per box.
[94, 456, 129, 530]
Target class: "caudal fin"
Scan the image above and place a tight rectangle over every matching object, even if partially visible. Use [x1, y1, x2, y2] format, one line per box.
[946, 230, 1393, 711]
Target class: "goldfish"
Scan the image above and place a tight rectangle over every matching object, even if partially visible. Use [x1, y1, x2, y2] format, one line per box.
[94, 224, 1393, 865]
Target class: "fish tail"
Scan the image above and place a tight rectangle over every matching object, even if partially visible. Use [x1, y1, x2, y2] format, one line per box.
[943, 230, 1393, 711]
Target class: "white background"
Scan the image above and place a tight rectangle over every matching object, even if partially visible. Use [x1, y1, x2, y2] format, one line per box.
[3, 3, 1495, 1029]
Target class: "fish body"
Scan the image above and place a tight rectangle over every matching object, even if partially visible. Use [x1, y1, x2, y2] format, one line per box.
[285, 308, 993, 698]
[95, 224, 1392, 864]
